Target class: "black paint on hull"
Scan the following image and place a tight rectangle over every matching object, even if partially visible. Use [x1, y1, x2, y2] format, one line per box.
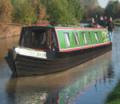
[10, 45, 112, 77]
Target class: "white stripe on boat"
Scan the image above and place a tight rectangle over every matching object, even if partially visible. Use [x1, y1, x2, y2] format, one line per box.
[15, 47, 47, 59]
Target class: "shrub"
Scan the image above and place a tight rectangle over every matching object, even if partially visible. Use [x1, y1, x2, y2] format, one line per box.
[0, 0, 13, 23]
[12, 0, 37, 24]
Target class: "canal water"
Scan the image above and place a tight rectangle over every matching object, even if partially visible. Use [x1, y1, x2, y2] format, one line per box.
[0, 28, 120, 104]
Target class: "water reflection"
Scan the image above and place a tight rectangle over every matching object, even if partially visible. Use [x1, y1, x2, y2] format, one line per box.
[112, 30, 120, 75]
[6, 52, 113, 104]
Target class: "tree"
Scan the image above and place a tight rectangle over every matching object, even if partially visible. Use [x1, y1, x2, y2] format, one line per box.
[41, 0, 84, 25]
[105, 1, 120, 19]
[80, 0, 104, 19]
[86, 6, 104, 19]
[31, 0, 48, 23]
[80, 0, 98, 8]
[11, 0, 37, 24]
[0, 0, 13, 23]
[68, 0, 84, 22]
[10, 0, 85, 25]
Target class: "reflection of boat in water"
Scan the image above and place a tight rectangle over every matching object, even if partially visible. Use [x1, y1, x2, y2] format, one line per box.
[6, 52, 113, 104]
[5, 25, 112, 76]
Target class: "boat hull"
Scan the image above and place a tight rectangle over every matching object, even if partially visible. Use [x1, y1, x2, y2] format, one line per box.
[6, 44, 112, 77]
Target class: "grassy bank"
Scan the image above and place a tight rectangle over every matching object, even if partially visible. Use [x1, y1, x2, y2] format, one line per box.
[114, 19, 120, 26]
[106, 81, 120, 104]
[114, 23, 120, 26]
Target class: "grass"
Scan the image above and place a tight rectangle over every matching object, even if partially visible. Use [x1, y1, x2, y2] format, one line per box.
[106, 81, 120, 104]
[114, 19, 120, 26]
[114, 23, 120, 26]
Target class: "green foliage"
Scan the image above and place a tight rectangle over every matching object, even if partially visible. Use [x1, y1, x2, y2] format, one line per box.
[68, 0, 84, 22]
[105, 1, 120, 19]
[0, 0, 13, 23]
[89, 7, 104, 18]
[80, 0, 101, 19]
[0, 0, 85, 25]
[106, 82, 120, 104]
[113, 19, 120, 26]
[11, 0, 37, 24]
[2, 0, 118, 26]
[41, 0, 84, 25]
[107, 100, 120, 104]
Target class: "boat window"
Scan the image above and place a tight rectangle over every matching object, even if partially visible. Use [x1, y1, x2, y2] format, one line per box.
[73, 32, 79, 46]
[64, 32, 70, 47]
[95, 32, 99, 42]
[20, 28, 50, 49]
[51, 31, 58, 50]
[83, 32, 87, 44]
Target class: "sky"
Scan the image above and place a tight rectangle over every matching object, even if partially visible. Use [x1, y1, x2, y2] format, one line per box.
[97, 0, 109, 8]
[97, 0, 120, 8]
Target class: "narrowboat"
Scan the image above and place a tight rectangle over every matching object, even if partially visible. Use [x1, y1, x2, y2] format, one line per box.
[5, 25, 112, 76]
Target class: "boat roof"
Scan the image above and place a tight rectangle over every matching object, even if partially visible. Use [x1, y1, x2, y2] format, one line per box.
[22, 24, 106, 31]
[22, 25, 54, 29]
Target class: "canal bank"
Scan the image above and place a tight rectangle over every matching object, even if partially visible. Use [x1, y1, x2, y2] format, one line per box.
[106, 81, 120, 104]
[0, 36, 19, 58]
[0, 24, 21, 58]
